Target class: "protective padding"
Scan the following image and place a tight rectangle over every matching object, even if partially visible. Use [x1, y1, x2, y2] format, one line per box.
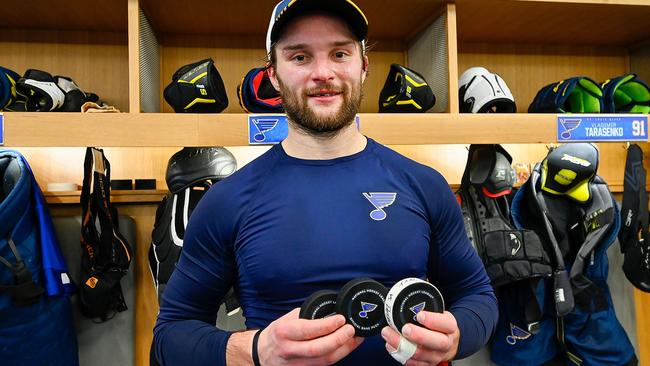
[603, 73, 650, 114]
[541, 143, 598, 203]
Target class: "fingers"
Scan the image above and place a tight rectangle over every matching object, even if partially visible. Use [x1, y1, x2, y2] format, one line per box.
[381, 326, 402, 351]
[317, 336, 364, 364]
[266, 308, 362, 362]
[415, 311, 457, 334]
[381, 311, 459, 365]
[402, 323, 452, 354]
[281, 309, 348, 341]
[288, 324, 357, 358]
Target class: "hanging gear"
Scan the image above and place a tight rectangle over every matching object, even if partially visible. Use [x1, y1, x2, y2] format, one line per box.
[378, 64, 435, 113]
[458, 67, 516, 113]
[528, 77, 604, 113]
[79, 147, 133, 321]
[149, 183, 210, 300]
[150, 147, 237, 298]
[496, 143, 637, 366]
[16, 69, 66, 111]
[0, 149, 78, 366]
[601, 73, 650, 114]
[237, 67, 283, 113]
[619, 143, 650, 292]
[0, 66, 28, 111]
[164, 58, 228, 113]
[457, 144, 552, 333]
[458, 144, 552, 286]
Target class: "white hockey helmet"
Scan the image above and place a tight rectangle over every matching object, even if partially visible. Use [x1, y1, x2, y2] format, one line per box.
[459, 67, 516, 113]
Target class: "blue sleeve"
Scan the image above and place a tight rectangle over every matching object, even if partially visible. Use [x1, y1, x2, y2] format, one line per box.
[153, 187, 239, 366]
[428, 176, 498, 359]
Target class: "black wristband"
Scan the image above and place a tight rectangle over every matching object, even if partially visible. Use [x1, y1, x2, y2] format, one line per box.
[252, 329, 263, 366]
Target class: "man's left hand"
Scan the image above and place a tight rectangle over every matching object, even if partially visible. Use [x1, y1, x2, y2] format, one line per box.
[381, 310, 460, 365]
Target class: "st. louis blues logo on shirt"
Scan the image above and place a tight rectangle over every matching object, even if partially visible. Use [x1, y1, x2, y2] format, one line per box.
[410, 302, 426, 321]
[359, 302, 378, 318]
[363, 192, 397, 221]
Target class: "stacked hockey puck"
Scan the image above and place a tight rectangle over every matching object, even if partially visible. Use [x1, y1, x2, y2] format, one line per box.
[300, 277, 444, 337]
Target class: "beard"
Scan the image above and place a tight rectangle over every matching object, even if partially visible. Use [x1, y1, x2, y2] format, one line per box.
[277, 76, 363, 138]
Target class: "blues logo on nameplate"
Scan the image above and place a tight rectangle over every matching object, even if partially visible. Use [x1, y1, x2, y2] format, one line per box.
[557, 114, 648, 142]
[248, 115, 288, 145]
[0, 113, 4, 146]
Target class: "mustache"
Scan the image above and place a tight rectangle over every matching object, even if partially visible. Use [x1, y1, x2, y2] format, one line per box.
[304, 84, 347, 96]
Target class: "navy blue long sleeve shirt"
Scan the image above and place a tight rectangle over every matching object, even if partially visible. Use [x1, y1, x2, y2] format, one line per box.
[154, 138, 497, 365]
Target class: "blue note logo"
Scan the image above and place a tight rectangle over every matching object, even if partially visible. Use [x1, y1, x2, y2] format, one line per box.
[363, 192, 397, 221]
[252, 118, 279, 142]
[559, 118, 581, 140]
[359, 302, 378, 318]
[506, 323, 532, 345]
[410, 302, 426, 321]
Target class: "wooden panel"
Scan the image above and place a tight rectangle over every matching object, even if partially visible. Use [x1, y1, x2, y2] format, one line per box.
[630, 43, 650, 83]
[456, 0, 650, 46]
[458, 43, 629, 113]
[446, 3, 459, 113]
[141, 0, 446, 45]
[0, 30, 129, 112]
[9, 112, 644, 147]
[0, 0, 127, 32]
[44, 190, 167, 204]
[158, 45, 404, 114]
[2, 113, 564, 146]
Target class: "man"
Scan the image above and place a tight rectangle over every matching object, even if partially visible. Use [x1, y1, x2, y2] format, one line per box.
[153, 1, 497, 365]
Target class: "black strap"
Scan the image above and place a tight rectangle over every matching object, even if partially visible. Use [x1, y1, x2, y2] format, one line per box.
[0, 237, 44, 306]
[252, 329, 263, 366]
[80, 147, 132, 271]
[79, 147, 132, 321]
[536, 194, 575, 317]
[523, 279, 542, 334]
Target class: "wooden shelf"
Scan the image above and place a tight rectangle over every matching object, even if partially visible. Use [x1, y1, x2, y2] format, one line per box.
[0, 0, 127, 33]
[44, 189, 167, 204]
[141, 0, 446, 47]
[1, 112, 572, 146]
[456, 0, 650, 46]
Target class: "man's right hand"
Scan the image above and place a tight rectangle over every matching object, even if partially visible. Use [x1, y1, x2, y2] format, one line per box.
[257, 308, 364, 365]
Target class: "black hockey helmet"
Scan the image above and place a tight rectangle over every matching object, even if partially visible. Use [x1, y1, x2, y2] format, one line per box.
[165, 147, 237, 194]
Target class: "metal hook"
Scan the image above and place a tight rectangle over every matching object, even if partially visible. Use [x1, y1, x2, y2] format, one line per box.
[545, 142, 557, 151]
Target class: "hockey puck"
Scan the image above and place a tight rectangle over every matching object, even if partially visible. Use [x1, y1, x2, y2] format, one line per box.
[336, 277, 388, 337]
[385, 278, 444, 332]
[299, 290, 338, 320]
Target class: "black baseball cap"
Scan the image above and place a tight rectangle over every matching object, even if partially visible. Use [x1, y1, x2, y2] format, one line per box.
[266, 0, 368, 53]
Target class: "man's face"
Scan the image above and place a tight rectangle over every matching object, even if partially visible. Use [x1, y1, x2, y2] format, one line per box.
[268, 13, 368, 136]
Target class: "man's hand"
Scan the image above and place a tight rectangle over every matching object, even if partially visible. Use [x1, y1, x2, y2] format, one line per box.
[257, 308, 364, 365]
[381, 310, 460, 365]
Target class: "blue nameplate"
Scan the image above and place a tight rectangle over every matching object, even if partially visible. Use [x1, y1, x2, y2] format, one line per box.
[557, 114, 648, 142]
[248, 115, 362, 145]
[0, 113, 3, 146]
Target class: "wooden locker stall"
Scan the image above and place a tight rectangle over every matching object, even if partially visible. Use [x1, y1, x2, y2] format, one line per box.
[1, 0, 650, 365]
